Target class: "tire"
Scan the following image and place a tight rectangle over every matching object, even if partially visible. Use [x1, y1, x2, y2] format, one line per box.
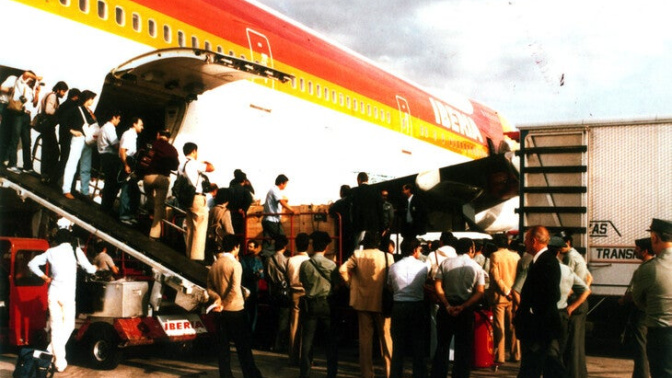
[84, 323, 122, 370]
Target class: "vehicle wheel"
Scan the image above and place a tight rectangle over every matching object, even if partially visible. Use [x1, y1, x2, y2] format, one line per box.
[84, 323, 121, 370]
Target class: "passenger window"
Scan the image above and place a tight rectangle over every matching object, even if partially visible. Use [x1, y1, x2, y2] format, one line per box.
[386, 112, 391, 123]
[177, 31, 185, 47]
[148, 19, 156, 37]
[316, 84, 321, 98]
[96, 0, 105, 18]
[367, 104, 371, 116]
[346, 96, 351, 109]
[228, 50, 234, 56]
[132, 13, 141, 32]
[374, 107, 378, 119]
[240, 54, 246, 60]
[324, 87, 329, 101]
[79, 0, 89, 13]
[308, 81, 313, 95]
[299, 78, 305, 92]
[115, 6, 124, 26]
[204, 41, 211, 51]
[163, 25, 171, 43]
[60, 0, 70, 6]
[361, 101, 365, 114]
[216, 46, 223, 54]
[332, 91, 336, 104]
[339, 93, 344, 106]
[191, 36, 199, 48]
[290, 77, 296, 89]
[353, 99, 358, 111]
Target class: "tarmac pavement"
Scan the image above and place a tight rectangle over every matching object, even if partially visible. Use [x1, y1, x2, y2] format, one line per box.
[0, 342, 635, 377]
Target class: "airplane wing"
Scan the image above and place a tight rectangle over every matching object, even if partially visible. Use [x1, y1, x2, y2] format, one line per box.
[371, 153, 519, 232]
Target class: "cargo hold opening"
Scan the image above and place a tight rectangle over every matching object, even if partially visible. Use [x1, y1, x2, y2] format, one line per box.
[94, 48, 293, 146]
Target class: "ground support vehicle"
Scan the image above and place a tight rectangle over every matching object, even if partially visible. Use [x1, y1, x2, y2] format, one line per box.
[516, 119, 672, 339]
[0, 170, 215, 369]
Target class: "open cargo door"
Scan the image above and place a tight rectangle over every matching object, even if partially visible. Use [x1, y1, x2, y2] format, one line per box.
[95, 48, 293, 138]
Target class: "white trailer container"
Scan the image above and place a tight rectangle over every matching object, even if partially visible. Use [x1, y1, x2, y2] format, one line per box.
[517, 119, 672, 297]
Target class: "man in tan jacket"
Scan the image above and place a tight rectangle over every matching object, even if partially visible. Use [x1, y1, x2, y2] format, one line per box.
[339, 231, 394, 378]
[488, 234, 521, 363]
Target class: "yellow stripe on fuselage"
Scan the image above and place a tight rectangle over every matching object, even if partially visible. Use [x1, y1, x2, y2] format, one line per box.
[19, 0, 487, 160]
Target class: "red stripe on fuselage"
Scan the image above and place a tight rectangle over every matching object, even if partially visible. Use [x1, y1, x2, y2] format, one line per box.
[130, 0, 502, 146]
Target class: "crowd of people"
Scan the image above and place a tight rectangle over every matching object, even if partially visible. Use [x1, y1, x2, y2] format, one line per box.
[5, 74, 670, 377]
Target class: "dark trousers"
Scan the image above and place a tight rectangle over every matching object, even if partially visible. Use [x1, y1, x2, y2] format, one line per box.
[99, 153, 121, 214]
[261, 220, 285, 256]
[271, 303, 290, 352]
[5, 111, 32, 169]
[300, 297, 338, 378]
[627, 309, 649, 378]
[215, 310, 262, 378]
[0, 104, 9, 162]
[647, 327, 672, 378]
[431, 306, 474, 378]
[564, 301, 588, 378]
[518, 335, 565, 378]
[40, 127, 59, 181]
[57, 133, 71, 181]
[391, 301, 428, 378]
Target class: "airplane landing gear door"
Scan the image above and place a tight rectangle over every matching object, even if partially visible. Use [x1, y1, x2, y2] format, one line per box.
[247, 29, 274, 89]
[396, 96, 412, 136]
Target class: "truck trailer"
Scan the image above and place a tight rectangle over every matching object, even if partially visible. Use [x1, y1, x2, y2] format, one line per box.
[516, 119, 672, 337]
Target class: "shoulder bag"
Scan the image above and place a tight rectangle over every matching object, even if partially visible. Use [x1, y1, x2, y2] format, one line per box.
[7, 86, 25, 113]
[423, 252, 442, 304]
[269, 255, 292, 307]
[78, 107, 100, 145]
[31, 93, 56, 133]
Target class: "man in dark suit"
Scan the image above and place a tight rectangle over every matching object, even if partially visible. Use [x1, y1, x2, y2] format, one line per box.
[351, 172, 384, 248]
[516, 225, 563, 378]
[400, 183, 428, 239]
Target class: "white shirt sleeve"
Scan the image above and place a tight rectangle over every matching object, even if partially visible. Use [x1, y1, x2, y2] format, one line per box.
[75, 247, 98, 274]
[28, 251, 49, 277]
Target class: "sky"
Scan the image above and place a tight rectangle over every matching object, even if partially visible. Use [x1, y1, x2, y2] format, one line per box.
[254, 0, 672, 127]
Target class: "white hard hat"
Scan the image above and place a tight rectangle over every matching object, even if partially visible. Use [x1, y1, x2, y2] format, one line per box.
[56, 218, 73, 229]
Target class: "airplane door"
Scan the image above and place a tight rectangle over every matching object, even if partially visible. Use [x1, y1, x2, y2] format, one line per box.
[247, 29, 274, 88]
[396, 96, 412, 135]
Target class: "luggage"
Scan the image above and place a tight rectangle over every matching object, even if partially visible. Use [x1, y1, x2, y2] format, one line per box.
[472, 309, 495, 368]
[13, 348, 55, 378]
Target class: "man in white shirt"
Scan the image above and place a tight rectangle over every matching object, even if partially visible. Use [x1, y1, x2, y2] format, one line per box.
[28, 228, 97, 373]
[261, 174, 294, 256]
[431, 238, 486, 378]
[388, 237, 429, 378]
[4, 71, 41, 173]
[180, 142, 215, 261]
[286, 232, 311, 364]
[118, 117, 143, 224]
[97, 111, 121, 214]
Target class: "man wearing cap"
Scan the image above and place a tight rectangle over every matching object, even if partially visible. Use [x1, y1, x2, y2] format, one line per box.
[632, 218, 672, 378]
[28, 228, 98, 373]
[556, 231, 592, 378]
[619, 238, 655, 378]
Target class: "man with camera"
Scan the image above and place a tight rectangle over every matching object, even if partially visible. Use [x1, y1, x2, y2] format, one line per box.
[3, 71, 42, 174]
